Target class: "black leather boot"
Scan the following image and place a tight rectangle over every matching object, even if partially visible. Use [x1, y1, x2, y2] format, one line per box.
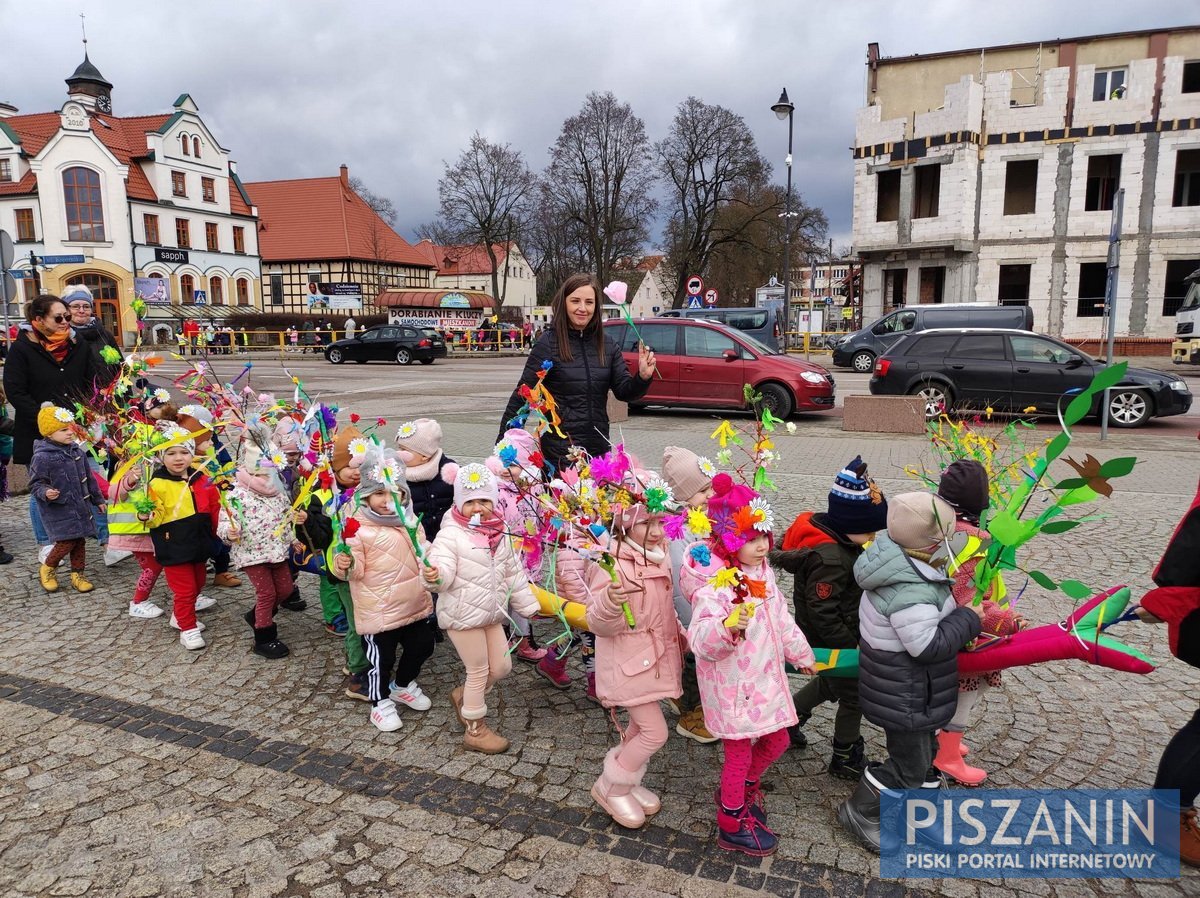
[252, 624, 290, 660]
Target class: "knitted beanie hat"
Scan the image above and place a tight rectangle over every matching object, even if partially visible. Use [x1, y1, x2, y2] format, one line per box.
[825, 456, 889, 536]
[176, 404, 214, 428]
[156, 424, 195, 456]
[706, 473, 775, 557]
[887, 492, 956, 550]
[61, 284, 92, 306]
[614, 468, 661, 533]
[272, 416, 305, 452]
[356, 445, 411, 509]
[331, 425, 365, 474]
[395, 418, 442, 459]
[37, 403, 74, 438]
[937, 459, 990, 519]
[662, 446, 714, 504]
[451, 462, 500, 511]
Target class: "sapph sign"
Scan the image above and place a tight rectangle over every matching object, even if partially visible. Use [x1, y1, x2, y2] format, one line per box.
[880, 789, 1180, 879]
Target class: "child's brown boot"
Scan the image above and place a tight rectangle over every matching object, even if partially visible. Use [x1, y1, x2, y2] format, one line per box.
[463, 719, 509, 754]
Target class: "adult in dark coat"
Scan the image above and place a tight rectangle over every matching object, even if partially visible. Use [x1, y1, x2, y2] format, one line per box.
[62, 285, 121, 386]
[498, 273, 655, 472]
[1140, 473, 1200, 867]
[2, 295, 99, 466]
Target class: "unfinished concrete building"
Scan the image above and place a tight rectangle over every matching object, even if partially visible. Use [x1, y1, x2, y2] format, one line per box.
[851, 27, 1200, 342]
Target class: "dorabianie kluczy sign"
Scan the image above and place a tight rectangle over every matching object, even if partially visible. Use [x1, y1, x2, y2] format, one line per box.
[880, 789, 1180, 879]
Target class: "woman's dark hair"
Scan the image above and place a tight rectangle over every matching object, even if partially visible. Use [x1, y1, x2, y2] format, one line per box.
[549, 273, 605, 362]
[26, 294, 67, 322]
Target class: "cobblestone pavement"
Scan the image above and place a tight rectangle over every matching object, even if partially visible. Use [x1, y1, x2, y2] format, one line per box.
[1, 358, 1197, 897]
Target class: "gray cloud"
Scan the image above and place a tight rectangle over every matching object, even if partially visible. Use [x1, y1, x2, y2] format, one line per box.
[4, 0, 1195, 250]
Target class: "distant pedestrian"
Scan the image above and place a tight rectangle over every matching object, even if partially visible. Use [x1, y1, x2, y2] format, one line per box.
[345, 317, 357, 340]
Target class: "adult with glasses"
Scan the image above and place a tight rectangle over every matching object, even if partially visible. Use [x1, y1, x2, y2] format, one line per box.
[63, 284, 122, 385]
[3, 293, 100, 470]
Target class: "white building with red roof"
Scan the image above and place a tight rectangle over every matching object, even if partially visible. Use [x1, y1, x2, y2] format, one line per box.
[246, 166, 435, 315]
[0, 52, 262, 345]
[414, 240, 538, 319]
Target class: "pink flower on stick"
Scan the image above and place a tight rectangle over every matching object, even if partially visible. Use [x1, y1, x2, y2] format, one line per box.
[604, 281, 628, 305]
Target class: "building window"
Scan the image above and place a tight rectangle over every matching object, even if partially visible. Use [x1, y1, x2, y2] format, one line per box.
[1163, 259, 1200, 317]
[176, 218, 190, 248]
[1003, 160, 1038, 215]
[918, 266, 945, 304]
[232, 226, 245, 254]
[876, 169, 900, 222]
[913, 165, 941, 218]
[201, 177, 215, 203]
[998, 264, 1032, 305]
[180, 134, 190, 156]
[269, 273, 284, 305]
[180, 274, 195, 305]
[884, 269, 907, 307]
[0, 158, 10, 181]
[1092, 68, 1126, 101]
[205, 222, 219, 252]
[193, 136, 201, 158]
[62, 167, 105, 241]
[1076, 262, 1108, 318]
[236, 277, 250, 306]
[210, 275, 224, 306]
[1172, 149, 1200, 207]
[143, 213, 160, 245]
[14, 208, 35, 241]
[171, 170, 186, 197]
[1184, 61, 1200, 94]
[1084, 155, 1121, 212]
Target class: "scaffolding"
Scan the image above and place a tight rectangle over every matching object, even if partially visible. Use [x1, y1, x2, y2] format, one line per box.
[980, 44, 1043, 106]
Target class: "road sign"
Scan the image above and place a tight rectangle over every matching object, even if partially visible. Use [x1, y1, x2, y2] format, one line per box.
[5, 270, 29, 278]
[651, 305, 660, 314]
[0, 230, 13, 269]
[686, 275, 704, 296]
[194, 290, 207, 305]
[824, 296, 834, 306]
[40, 254, 86, 265]
[687, 296, 703, 310]
[704, 288, 718, 307]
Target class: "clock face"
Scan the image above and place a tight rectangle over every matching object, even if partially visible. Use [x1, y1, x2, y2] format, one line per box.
[97, 94, 111, 113]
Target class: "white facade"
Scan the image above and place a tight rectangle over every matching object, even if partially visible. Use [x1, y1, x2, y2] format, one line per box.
[425, 243, 538, 315]
[852, 30, 1200, 340]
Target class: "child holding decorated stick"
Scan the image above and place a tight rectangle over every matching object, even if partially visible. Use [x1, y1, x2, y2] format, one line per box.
[216, 426, 303, 659]
[684, 474, 817, 857]
[29, 404, 106, 593]
[583, 469, 683, 830]
[425, 463, 542, 754]
[331, 444, 435, 733]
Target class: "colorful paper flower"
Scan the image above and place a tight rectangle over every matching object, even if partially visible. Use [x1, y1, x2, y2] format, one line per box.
[496, 443, 518, 467]
[396, 421, 418, 440]
[748, 497, 775, 533]
[663, 514, 685, 540]
[100, 346, 121, 364]
[270, 451, 287, 468]
[153, 388, 170, 403]
[686, 508, 712, 538]
[786, 422, 798, 434]
[710, 566, 740, 590]
[689, 543, 712, 566]
[53, 407, 74, 424]
[603, 281, 628, 305]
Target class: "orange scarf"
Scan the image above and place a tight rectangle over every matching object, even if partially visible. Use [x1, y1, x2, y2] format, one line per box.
[33, 328, 70, 362]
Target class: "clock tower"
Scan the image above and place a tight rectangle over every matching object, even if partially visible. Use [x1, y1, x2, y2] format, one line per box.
[65, 52, 113, 114]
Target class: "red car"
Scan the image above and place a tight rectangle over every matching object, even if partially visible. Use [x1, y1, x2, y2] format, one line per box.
[604, 317, 834, 419]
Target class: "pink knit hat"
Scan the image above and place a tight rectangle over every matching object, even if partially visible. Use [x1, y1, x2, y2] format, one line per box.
[272, 416, 304, 452]
[662, 446, 714, 503]
[449, 462, 500, 511]
[395, 418, 442, 459]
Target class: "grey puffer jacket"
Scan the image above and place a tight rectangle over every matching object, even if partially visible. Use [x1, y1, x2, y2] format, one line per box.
[28, 438, 104, 542]
[854, 532, 981, 732]
[499, 328, 650, 469]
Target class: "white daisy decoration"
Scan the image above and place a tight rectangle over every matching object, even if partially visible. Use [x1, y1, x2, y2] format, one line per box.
[697, 456, 717, 478]
[460, 463, 490, 491]
[53, 407, 74, 424]
[748, 497, 775, 534]
[348, 437, 369, 461]
[153, 388, 170, 403]
[270, 451, 287, 468]
[380, 460, 402, 484]
[396, 421, 418, 440]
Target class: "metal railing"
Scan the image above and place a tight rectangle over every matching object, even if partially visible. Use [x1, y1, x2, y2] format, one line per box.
[781, 331, 846, 354]
[146, 329, 534, 355]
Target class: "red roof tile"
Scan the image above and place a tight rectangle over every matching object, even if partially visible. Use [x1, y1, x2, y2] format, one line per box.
[0, 169, 37, 197]
[244, 176, 432, 267]
[417, 241, 512, 276]
[376, 289, 496, 310]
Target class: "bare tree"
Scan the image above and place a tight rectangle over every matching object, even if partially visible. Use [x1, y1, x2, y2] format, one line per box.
[657, 98, 776, 308]
[543, 92, 657, 286]
[420, 133, 535, 308]
[348, 176, 398, 226]
[522, 181, 590, 304]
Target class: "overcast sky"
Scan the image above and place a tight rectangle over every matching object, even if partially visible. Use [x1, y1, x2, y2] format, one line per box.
[3, 1, 1195, 253]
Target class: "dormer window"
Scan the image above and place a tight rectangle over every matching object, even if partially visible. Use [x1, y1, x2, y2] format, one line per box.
[62, 167, 105, 241]
[181, 133, 190, 156]
[193, 136, 201, 157]
[0, 158, 11, 182]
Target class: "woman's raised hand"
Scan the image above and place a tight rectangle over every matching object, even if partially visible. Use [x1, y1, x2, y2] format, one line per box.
[637, 341, 657, 379]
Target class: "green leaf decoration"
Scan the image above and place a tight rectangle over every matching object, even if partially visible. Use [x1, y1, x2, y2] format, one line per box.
[988, 509, 1035, 547]
[1054, 477, 1088, 490]
[1028, 570, 1058, 591]
[1063, 391, 1094, 427]
[1098, 457, 1136, 478]
[1058, 485, 1099, 507]
[1059, 579, 1093, 599]
[1046, 433, 1071, 464]
[1041, 520, 1080, 534]
[1090, 361, 1128, 395]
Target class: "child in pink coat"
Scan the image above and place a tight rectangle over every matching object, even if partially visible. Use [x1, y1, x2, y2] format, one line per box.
[685, 475, 817, 857]
[582, 475, 684, 830]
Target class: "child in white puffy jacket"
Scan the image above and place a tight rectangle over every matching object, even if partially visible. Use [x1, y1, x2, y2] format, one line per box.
[425, 463, 541, 755]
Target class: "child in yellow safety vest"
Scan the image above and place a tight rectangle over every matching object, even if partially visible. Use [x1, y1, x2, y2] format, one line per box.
[933, 460, 1026, 785]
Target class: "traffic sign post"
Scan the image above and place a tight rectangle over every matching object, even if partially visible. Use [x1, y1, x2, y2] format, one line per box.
[685, 275, 704, 297]
[687, 296, 703, 310]
[704, 288, 718, 307]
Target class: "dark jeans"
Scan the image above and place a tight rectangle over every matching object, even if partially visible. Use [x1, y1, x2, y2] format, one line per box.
[873, 728, 934, 790]
[1154, 703, 1200, 809]
[680, 652, 701, 711]
[794, 675, 863, 743]
[362, 621, 436, 705]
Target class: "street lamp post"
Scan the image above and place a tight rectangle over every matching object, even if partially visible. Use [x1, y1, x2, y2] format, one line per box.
[771, 88, 795, 352]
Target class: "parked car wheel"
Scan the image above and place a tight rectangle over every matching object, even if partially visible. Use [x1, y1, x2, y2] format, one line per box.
[396, 348, 413, 365]
[1104, 388, 1151, 428]
[851, 350, 875, 373]
[912, 380, 953, 418]
[754, 382, 794, 420]
[419, 358, 434, 366]
[327, 348, 345, 364]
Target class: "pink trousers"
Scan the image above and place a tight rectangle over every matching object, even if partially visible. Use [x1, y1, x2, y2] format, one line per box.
[613, 702, 669, 773]
[446, 624, 513, 719]
[720, 728, 791, 810]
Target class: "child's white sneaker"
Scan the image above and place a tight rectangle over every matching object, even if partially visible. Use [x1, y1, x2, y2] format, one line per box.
[194, 594, 216, 611]
[179, 628, 206, 650]
[38, 545, 52, 565]
[104, 548, 132, 567]
[370, 699, 403, 732]
[169, 614, 206, 632]
[389, 680, 432, 711]
[129, 601, 164, 619]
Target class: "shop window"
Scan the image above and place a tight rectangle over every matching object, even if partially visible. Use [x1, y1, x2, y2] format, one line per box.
[1003, 160, 1038, 215]
[1163, 259, 1200, 317]
[1085, 155, 1121, 212]
[913, 166, 941, 219]
[876, 169, 900, 222]
[1076, 262, 1108, 318]
[1172, 149, 1200, 207]
[998, 264, 1031, 305]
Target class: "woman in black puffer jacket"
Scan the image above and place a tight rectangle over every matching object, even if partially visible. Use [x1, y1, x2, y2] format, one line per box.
[498, 273, 656, 472]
